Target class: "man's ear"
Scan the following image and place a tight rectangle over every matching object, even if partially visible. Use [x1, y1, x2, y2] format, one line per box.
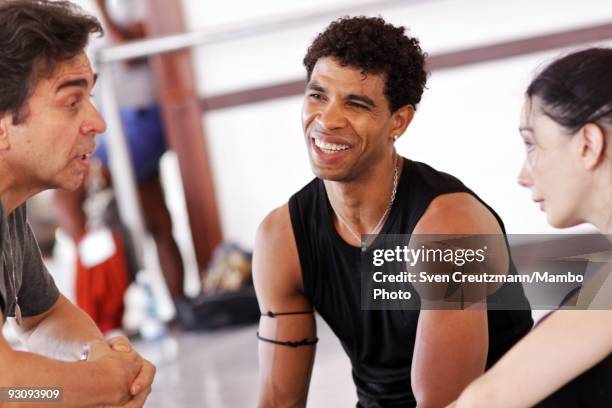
[389, 104, 415, 142]
[0, 113, 11, 151]
[577, 123, 606, 171]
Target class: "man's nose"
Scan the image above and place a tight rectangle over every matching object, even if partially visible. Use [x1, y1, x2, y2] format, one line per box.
[316, 101, 346, 130]
[81, 103, 106, 136]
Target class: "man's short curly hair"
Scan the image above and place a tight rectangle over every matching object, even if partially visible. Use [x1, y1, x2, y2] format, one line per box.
[303, 16, 428, 113]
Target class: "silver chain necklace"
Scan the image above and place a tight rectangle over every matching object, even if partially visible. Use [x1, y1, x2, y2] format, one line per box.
[3, 225, 23, 325]
[331, 155, 400, 248]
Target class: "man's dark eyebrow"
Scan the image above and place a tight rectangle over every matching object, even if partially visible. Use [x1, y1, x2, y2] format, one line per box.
[56, 73, 97, 92]
[306, 83, 326, 93]
[306, 83, 376, 108]
[347, 93, 376, 108]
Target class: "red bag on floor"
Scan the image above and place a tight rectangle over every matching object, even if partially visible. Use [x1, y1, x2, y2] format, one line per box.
[75, 230, 130, 333]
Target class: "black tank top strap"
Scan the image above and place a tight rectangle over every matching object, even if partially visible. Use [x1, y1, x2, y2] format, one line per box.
[288, 178, 321, 302]
[399, 159, 510, 234]
[395, 159, 475, 233]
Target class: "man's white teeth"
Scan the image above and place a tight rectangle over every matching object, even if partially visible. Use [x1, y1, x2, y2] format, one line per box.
[314, 138, 350, 152]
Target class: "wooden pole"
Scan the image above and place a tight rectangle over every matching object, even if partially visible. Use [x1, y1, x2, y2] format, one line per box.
[146, 0, 223, 273]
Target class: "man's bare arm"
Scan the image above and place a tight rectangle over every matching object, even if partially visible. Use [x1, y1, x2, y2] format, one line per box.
[254, 204, 316, 408]
[411, 193, 507, 407]
[12, 294, 104, 360]
[0, 307, 142, 407]
[9, 295, 155, 407]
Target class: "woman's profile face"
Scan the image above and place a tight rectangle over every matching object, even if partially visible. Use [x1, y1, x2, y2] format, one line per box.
[517, 97, 586, 228]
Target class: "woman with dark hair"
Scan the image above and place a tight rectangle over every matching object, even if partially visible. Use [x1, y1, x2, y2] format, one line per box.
[450, 47, 612, 407]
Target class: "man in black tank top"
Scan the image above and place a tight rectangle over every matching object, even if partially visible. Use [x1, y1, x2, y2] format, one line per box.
[253, 16, 532, 407]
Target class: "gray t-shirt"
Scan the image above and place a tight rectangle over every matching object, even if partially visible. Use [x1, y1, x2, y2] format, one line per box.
[0, 202, 60, 323]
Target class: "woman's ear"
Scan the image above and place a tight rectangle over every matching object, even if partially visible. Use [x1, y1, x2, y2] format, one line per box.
[577, 123, 606, 171]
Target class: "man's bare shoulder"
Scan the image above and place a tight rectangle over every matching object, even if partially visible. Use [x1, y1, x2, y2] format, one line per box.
[415, 192, 503, 235]
[257, 203, 294, 246]
[254, 203, 304, 298]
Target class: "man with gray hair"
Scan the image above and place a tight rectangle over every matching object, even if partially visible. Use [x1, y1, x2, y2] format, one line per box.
[0, 1, 154, 406]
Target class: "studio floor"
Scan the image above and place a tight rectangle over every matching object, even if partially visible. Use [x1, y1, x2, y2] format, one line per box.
[132, 316, 355, 407]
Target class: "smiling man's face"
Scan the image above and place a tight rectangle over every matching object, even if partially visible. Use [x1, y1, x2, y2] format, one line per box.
[1, 51, 106, 192]
[301, 57, 398, 182]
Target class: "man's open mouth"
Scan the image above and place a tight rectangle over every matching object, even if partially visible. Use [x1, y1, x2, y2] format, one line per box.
[313, 138, 351, 154]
